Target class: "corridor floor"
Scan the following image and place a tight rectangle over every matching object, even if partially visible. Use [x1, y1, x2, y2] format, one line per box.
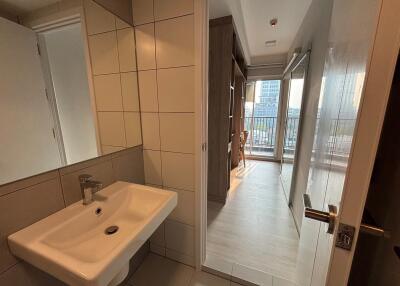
[206, 160, 299, 282]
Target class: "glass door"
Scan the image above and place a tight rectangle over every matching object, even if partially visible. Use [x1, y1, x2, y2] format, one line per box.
[244, 80, 282, 158]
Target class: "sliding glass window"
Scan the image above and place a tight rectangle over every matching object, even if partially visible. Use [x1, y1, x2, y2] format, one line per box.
[244, 80, 281, 158]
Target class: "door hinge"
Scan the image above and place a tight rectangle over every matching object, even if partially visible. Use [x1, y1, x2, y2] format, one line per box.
[45, 88, 49, 100]
[335, 223, 355, 251]
[37, 42, 41, 56]
[52, 128, 56, 139]
[201, 142, 207, 152]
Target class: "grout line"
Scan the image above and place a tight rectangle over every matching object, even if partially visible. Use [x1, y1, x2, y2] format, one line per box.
[136, 64, 195, 72]
[0, 262, 20, 276]
[0, 172, 59, 198]
[57, 170, 67, 207]
[133, 12, 194, 28]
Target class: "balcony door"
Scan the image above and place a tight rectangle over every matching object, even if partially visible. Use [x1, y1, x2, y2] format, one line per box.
[244, 79, 282, 159]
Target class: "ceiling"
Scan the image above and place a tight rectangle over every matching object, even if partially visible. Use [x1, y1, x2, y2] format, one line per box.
[0, 0, 59, 17]
[209, 0, 312, 65]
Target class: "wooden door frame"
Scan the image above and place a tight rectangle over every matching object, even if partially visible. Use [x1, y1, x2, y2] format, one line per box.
[326, 0, 400, 284]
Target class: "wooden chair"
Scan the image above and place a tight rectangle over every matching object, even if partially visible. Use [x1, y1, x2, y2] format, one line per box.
[239, 131, 249, 167]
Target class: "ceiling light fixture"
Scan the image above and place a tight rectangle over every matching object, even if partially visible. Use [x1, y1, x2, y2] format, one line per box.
[270, 18, 278, 27]
[265, 40, 277, 47]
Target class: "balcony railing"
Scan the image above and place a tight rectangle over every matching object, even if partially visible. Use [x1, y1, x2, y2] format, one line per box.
[244, 116, 355, 158]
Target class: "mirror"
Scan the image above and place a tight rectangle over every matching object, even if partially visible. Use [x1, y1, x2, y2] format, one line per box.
[93, 0, 133, 26]
[280, 52, 310, 200]
[0, 0, 141, 185]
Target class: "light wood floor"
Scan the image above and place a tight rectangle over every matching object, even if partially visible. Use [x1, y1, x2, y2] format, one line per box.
[207, 160, 299, 282]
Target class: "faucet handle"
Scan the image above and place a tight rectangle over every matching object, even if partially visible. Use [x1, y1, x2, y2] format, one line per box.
[78, 174, 92, 183]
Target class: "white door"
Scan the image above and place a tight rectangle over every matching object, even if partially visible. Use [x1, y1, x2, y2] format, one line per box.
[0, 17, 62, 184]
[295, 0, 400, 285]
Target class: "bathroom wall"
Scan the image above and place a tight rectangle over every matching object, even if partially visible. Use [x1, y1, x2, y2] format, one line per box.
[0, 146, 147, 285]
[131, 0, 196, 266]
[84, 0, 142, 155]
[0, 1, 149, 284]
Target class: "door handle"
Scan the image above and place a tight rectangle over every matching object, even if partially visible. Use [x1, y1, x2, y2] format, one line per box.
[303, 194, 337, 234]
[303, 194, 390, 238]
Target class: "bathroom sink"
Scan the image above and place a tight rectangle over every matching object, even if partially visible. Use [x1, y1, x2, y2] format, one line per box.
[8, 182, 177, 286]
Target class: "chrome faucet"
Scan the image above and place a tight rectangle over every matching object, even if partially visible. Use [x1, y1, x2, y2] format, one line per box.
[78, 174, 103, 205]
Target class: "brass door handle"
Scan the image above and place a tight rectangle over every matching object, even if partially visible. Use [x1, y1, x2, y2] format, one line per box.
[303, 194, 389, 238]
[303, 194, 337, 234]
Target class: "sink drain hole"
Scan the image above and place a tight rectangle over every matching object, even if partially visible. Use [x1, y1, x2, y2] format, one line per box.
[105, 225, 119, 235]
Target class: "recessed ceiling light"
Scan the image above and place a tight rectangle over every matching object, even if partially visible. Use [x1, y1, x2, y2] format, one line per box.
[265, 40, 277, 47]
[270, 18, 278, 27]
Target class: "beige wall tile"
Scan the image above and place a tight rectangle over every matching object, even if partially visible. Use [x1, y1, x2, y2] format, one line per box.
[138, 70, 158, 112]
[21, 262, 66, 286]
[132, 0, 154, 25]
[157, 66, 195, 112]
[84, 0, 115, 35]
[0, 178, 64, 273]
[165, 219, 194, 256]
[166, 249, 194, 267]
[0, 264, 32, 286]
[141, 113, 160, 150]
[150, 222, 165, 246]
[150, 243, 166, 256]
[117, 28, 137, 72]
[60, 160, 115, 206]
[143, 150, 162, 185]
[159, 113, 195, 153]
[88, 31, 119, 75]
[102, 145, 125, 155]
[135, 23, 156, 70]
[167, 188, 195, 225]
[161, 152, 194, 191]
[116, 18, 130, 29]
[124, 112, 142, 147]
[93, 74, 123, 111]
[154, 0, 194, 21]
[155, 15, 194, 68]
[121, 72, 140, 111]
[0, 170, 59, 197]
[97, 112, 126, 147]
[111, 146, 144, 183]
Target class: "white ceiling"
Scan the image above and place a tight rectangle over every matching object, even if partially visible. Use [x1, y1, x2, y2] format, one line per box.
[209, 0, 312, 65]
[0, 0, 59, 17]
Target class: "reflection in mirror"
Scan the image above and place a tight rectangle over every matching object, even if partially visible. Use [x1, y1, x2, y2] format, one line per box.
[0, 0, 141, 185]
[280, 52, 310, 200]
[93, 0, 133, 26]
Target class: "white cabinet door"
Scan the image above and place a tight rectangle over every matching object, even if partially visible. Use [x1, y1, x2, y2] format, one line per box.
[294, 0, 400, 285]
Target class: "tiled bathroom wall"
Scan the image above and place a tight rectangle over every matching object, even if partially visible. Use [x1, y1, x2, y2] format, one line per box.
[0, 146, 147, 285]
[84, 0, 142, 155]
[132, 0, 196, 266]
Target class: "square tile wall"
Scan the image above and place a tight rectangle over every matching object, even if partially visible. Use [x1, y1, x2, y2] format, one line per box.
[84, 0, 142, 154]
[133, 0, 196, 266]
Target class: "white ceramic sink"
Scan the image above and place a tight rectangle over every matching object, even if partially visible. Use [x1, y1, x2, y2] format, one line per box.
[8, 181, 177, 286]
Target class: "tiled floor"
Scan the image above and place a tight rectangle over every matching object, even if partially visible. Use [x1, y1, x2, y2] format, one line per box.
[206, 160, 299, 283]
[129, 253, 235, 286]
[128, 253, 295, 286]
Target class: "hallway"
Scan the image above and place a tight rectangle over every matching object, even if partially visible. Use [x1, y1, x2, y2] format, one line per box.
[206, 160, 299, 282]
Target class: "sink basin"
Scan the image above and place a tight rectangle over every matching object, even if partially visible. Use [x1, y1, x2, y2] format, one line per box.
[8, 182, 177, 286]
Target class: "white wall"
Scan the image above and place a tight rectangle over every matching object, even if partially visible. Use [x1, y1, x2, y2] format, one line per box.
[0, 17, 61, 185]
[42, 23, 98, 164]
[287, 0, 334, 229]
